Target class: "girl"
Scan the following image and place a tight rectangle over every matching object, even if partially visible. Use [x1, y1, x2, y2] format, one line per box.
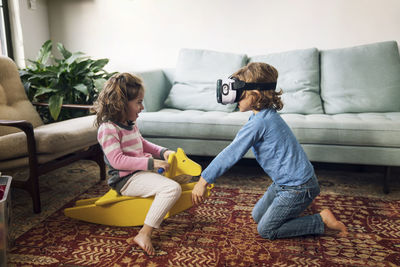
[192, 62, 348, 240]
[93, 73, 182, 255]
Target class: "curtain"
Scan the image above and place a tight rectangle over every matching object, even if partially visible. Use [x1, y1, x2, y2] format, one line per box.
[8, 0, 25, 68]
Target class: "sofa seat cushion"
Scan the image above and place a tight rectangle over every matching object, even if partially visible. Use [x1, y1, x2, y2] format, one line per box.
[137, 109, 400, 148]
[0, 115, 98, 161]
[137, 109, 252, 141]
[282, 113, 400, 147]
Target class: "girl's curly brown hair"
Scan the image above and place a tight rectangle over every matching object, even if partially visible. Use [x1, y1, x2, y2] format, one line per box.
[92, 72, 144, 127]
[232, 62, 283, 111]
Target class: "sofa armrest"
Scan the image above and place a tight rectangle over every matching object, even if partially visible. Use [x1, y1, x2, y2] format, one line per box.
[135, 69, 173, 112]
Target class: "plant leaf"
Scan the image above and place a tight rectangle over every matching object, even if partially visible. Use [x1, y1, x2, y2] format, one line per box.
[33, 86, 58, 99]
[48, 95, 64, 120]
[74, 60, 92, 75]
[36, 40, 52, 65]
[93, 78, 107, 92]
[73, 84, 89, 95]
[26, 69, 57, 81]
[65, 52, 85, 65]
[19, 69, 31, 77]
[23, 81, 31, 96]
[90, 59, 109, 72]
[57, 42, 72, 59]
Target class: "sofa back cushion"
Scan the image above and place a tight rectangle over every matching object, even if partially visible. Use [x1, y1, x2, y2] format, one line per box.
[320, 41, 400, 114]
[0, 56, 43, 136]
[164, 48, 247, 112]
[249, 48, 323, 114]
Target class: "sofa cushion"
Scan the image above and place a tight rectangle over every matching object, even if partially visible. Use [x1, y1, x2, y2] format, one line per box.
[282, 112, 400, 147]
[0, 56, 44, 136]
[164, 48, 247, 112]
[137, 109, 400, 148]
[0, 115, 98, 161]
[320, 41, 400, 114]
[249, 48, 323, 114]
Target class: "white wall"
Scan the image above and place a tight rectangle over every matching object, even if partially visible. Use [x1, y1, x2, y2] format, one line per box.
[38, 0, 400, 72]
[19, 0, 50, 63]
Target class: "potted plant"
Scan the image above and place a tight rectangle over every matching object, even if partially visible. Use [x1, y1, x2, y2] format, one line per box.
[19, 40, 115, 123]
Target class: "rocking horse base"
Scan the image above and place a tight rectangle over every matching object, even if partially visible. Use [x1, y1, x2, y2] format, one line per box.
[64, 182, 213, 226]
[64, 148, 212, 226]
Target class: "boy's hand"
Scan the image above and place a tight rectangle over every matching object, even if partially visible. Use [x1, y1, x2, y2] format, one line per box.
[163, 150, 174, 161]
[154, 159, 170, 172]
[192, 177, 209, 205]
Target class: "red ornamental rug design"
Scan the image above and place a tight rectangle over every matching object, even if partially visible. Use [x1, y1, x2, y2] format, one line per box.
[8, 182, 400, 267]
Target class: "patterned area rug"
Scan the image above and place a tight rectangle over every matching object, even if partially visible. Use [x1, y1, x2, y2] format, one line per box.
[7, 160, 400, 266]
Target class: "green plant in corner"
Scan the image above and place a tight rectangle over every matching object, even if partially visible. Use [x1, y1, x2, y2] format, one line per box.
[19, 40, 116, 123]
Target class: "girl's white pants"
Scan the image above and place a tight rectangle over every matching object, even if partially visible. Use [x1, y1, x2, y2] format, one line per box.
[120, 171, 182, 228]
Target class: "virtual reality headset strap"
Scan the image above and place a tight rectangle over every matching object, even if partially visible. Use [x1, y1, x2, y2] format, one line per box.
[232, 79, 277, 102]
[232, 79, 277, 91]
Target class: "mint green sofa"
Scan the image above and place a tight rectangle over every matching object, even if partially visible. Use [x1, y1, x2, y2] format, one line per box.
[136, 41, 400, 193]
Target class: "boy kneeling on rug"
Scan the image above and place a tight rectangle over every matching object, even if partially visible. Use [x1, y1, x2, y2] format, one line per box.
[192, 62, 348, 239]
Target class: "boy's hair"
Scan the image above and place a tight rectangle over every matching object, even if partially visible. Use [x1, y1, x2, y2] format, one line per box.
[232, 62, 283, 111]
[92, 72, 144, 127]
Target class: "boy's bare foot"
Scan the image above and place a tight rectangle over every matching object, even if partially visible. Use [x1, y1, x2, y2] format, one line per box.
[134, 232, 155, 255]
[320, 209, 349, 237]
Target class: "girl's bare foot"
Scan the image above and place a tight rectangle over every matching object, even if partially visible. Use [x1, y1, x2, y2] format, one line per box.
[134, 232, 155, 255]
[320, 209, 349, 237]
[133, 225, 155, 255]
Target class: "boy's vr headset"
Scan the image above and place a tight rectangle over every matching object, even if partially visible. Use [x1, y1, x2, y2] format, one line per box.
[216, 77, 277, 105]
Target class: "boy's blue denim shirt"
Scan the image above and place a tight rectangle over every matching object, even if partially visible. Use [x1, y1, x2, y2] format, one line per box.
[201, 108, 314, 186]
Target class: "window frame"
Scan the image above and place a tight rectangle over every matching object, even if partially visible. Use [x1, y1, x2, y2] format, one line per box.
[0, 0, 13, 58]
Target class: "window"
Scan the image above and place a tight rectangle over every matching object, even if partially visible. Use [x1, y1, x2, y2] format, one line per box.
[0, 0, 12, 57]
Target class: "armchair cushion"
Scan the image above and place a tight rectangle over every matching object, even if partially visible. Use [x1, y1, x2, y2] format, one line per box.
[0, 115, 97, 161]
[0, 56, 43, 136]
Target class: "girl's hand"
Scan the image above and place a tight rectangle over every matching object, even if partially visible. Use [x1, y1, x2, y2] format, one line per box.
[163, 150, 174, 161]
[154, 159, 169, 172]
[192, 177, 209, 205]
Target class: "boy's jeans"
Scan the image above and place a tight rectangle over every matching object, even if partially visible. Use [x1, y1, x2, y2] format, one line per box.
[252, 174, 324, 240]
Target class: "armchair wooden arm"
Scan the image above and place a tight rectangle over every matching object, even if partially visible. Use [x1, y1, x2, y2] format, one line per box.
[0, 119, 41, 211]
[0, 119, 38, 161]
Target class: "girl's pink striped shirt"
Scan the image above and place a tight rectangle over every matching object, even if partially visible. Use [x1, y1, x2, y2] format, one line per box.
[98, 121, 164, 177]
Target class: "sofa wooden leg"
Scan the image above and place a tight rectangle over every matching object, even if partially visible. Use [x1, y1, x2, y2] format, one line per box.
[383, 166, 391, 194]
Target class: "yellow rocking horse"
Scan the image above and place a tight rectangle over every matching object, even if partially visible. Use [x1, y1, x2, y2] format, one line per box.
[64, 148, 213, 226]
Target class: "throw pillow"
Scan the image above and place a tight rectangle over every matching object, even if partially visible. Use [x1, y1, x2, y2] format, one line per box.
[249, 48, 323, 114]
[320, 41, 400, 114]
[164, 48, 247, 112]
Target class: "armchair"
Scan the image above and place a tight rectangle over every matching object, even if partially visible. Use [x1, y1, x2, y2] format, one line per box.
[0, 56, 105, 213]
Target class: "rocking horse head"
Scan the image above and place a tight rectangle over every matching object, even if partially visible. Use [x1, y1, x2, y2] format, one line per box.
[165, 148, 202, 178]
